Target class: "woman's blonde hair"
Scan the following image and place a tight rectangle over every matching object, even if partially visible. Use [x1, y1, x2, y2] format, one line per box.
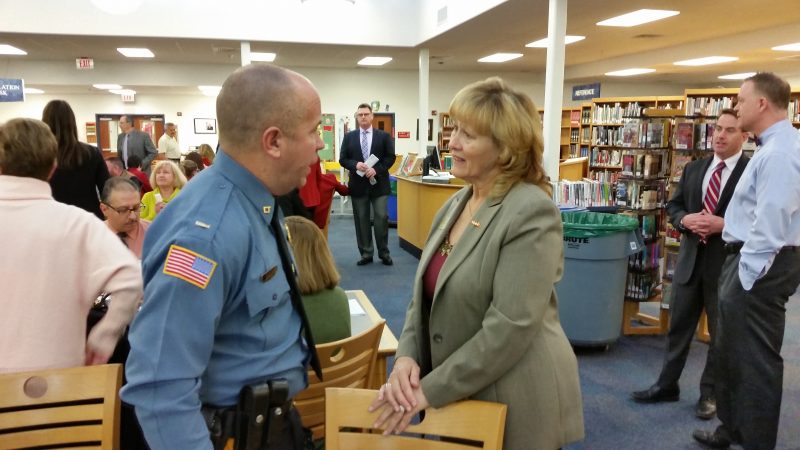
[285, 216, 340, 295]
[198, 143, 215, 163]
[149, 160, 187, 190]
[448, 76, 549, 198]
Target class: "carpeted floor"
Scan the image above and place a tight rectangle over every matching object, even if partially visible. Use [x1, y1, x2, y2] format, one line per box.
[327, 212, 800, 449]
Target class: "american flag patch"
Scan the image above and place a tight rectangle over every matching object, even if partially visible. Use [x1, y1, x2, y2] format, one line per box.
[162, 244, 218, 289]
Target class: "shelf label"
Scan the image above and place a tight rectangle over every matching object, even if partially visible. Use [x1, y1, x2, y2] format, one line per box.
[572, 83, 601, 101]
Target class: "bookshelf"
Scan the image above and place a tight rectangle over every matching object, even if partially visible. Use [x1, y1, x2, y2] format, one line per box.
[438, 113, 453, 151]
[561, 108, 583, 160]
[685, 88, 800, 129]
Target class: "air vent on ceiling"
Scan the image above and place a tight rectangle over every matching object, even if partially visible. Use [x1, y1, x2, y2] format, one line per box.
[633, 34, 662, 39]
[437, 6, 447, 25]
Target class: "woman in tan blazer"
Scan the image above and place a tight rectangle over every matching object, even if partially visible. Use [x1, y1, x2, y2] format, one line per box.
[370, 77, 584, 449]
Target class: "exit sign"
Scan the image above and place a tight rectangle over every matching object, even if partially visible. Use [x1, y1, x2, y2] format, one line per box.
[121, 92, 135, 102]
[76, 57, 94, 70]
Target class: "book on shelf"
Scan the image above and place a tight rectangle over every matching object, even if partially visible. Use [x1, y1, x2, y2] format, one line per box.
[674, 122, 694, 150]
[664, 222, 682, 246]
[620, 120, 641, 147]
[409, 154, 425, 175]
[642, 154, 662, 178]
[634, 154, 646, 178]
[395, 154, 409, 176]
[664, 251, 678, 280]
[670, 154, 694, 182]
[646, 119, 670, 148]
[401, 152, 418, 176]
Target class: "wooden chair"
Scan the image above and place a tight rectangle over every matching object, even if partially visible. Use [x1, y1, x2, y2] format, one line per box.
[325, 387, 507, 450]
[0, 364, 122, 450]
[294, 320, 385, 440]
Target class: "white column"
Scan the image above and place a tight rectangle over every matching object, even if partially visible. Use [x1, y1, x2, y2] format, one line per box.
[418, 48, 430, 156]
[542, 0, 567, 181]
[240, 41, 251, 67]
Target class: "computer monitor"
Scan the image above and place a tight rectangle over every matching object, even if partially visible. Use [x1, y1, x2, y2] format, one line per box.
[426, 145, 441, 170]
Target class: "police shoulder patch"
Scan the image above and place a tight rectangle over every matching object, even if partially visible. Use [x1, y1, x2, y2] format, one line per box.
[162, 244, 218, 289]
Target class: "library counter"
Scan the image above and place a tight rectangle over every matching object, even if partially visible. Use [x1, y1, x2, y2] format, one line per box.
[395, 175, 463, 257]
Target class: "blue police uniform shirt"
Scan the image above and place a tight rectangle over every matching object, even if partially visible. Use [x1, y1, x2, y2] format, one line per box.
[121, 149, 309, 450]
[722, 119, 800, 290]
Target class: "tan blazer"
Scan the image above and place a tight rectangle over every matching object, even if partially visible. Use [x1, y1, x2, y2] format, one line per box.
[396, 182, 584, 450]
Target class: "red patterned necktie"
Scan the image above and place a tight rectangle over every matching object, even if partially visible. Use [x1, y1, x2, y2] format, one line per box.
[703, 161, 726, 213]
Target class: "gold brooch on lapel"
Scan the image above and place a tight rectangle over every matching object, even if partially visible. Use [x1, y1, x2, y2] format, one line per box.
[470, 220, 481, 228]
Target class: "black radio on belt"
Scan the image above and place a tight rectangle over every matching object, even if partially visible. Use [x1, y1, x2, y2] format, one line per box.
[204, 379, 310, 450]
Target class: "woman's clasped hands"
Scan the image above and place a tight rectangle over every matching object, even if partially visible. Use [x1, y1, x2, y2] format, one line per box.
[368, 356, 429, 435]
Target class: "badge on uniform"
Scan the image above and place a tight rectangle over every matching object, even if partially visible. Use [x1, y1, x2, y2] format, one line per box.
[163, 244, 218, 289]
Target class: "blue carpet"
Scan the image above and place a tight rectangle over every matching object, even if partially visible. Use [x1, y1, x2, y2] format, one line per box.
[327, 214, 800, 449]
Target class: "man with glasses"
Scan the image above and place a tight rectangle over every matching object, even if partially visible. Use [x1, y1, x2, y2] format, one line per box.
[100, 177, 150, 259]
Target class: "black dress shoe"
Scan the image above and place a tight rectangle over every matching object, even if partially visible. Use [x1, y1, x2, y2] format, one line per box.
[630, 384, 680, 403]
[692, 429, 730, 449]
[695, 397, 716, 420]
[380, 256, 393, 266]
[357, 257, 373, 266]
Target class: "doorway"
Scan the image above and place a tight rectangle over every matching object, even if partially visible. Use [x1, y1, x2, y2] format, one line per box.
[95, 113, 165, 156]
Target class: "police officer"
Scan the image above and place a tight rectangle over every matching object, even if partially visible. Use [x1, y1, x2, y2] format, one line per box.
[121, 64, 325, 449]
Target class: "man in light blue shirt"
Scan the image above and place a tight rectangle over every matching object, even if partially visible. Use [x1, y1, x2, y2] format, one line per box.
[122, 64, 325, 450]
[693, 72, 800, 450]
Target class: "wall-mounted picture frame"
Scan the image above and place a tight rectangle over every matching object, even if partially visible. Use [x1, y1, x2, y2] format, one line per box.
[194, 118, 217, 134]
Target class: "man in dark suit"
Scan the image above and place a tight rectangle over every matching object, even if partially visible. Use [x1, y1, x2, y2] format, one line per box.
[117, 115, 157, 174]
[632, 108, 749, 420]
[339, 103, 395, 266]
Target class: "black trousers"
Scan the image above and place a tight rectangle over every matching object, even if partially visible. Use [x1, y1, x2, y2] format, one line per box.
[656, 245, 718, 398]
[715, 248, 800, 449]
[351, 194, 390, 259]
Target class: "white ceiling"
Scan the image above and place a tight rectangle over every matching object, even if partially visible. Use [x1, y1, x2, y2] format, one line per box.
[2, 0, 800, 95]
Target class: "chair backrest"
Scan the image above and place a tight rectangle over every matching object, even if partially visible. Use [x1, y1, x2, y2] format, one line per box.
[325, 387, 507, 450]
[294, 320, 385, 440]
[0, 364, 122, 450]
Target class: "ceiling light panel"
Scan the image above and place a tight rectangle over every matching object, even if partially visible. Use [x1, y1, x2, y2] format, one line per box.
[597, 9, 679, 27]
[526, 36, 585, 48]
[117, 47, 154, 58]
[250, 52, 276, 62]
[771, 42, 800, 52]
[358, 56, 392, 66]
[478, 53, 523, 63]
[718, 72, 756, 80]
[674, 56, 738, 66]
[0, 44, 26, 55]
[93, 84, 122, 90]
[605, 68, 656, 76]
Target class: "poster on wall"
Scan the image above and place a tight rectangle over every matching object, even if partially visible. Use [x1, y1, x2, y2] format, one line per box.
[0, 78, 25, 102]
[317, 114, 336, 161]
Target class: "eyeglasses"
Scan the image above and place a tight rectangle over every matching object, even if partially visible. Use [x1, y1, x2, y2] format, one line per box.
[103, 202, 144, 215]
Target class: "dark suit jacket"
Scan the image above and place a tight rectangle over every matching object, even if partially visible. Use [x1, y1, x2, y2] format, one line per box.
[117, 129, 157, 172]
[338, 128, 395, 197]
[666, 154, 749, 284]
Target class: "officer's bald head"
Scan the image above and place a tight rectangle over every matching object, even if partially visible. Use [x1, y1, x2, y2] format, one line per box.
[216, 64, 313, 154]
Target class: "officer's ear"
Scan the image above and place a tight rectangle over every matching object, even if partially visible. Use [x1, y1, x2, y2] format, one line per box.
[261, 126, 282, 158]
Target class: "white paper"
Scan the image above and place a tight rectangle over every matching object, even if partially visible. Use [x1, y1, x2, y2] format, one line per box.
[356, 154, 380, 177]
[348, 298, 366, 315]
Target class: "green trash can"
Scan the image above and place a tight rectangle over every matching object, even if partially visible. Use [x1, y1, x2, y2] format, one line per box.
[555, 212, 643, 346]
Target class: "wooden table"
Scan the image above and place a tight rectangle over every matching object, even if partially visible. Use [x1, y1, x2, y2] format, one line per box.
[347, 290, 398, 389]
